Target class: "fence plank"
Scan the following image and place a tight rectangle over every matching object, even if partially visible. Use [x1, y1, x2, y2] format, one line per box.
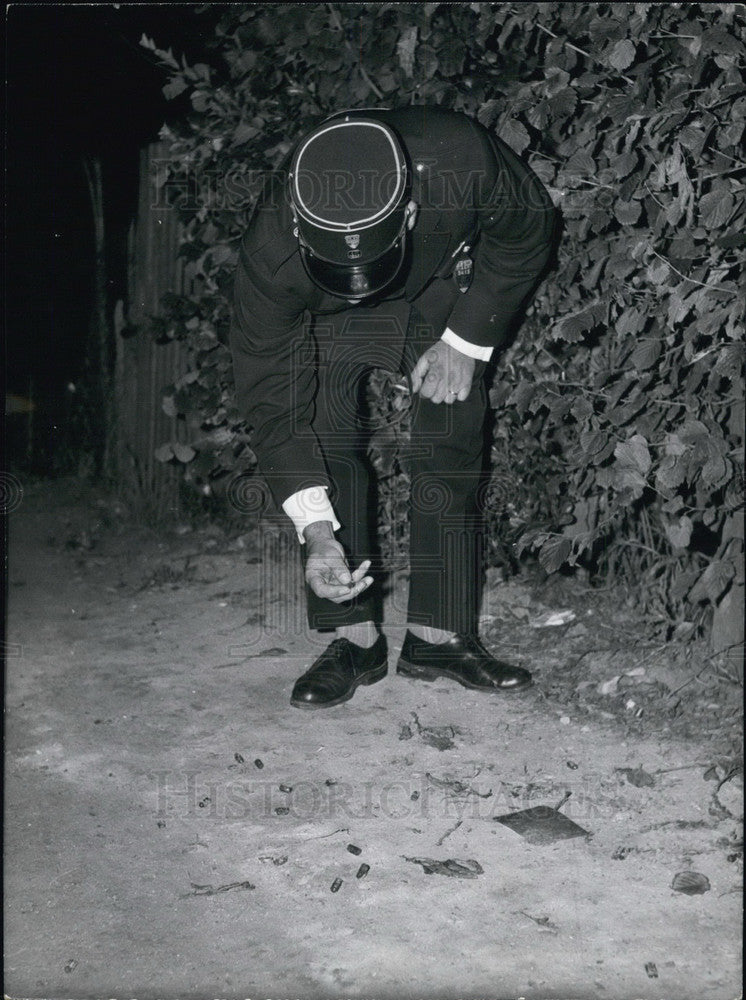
[114, 142, 190, 520]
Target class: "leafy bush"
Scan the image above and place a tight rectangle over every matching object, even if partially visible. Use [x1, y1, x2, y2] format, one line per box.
[142, 2, 744, 640]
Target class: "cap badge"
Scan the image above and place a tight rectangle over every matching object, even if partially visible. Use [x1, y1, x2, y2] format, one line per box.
[345, 232, 361, 259]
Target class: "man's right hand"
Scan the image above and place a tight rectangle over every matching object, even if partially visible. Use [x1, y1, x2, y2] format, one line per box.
[303, 522, 373, 603]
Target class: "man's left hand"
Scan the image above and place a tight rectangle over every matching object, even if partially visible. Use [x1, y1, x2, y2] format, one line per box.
[411, 341, 475, 404]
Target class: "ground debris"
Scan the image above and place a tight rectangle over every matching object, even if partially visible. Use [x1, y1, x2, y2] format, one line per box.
[436, 819, 463, 846]
[403, 856, 483, 878]
[671, 871, 711, 895]
[494, 804, 590, 845]
[411, 712, 456, 750]
[516, 910, 560, 934]
[530, 609, 576, 628]
[184, 879, 255, 897]
[426, 770, 492, 798]
[616, 765, 656, 788]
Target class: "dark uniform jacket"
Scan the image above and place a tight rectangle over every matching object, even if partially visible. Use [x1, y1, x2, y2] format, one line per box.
[230, 106, 557, 506]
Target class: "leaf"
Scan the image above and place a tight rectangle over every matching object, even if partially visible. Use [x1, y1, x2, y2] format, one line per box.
[609, 39, 636, 71]
[538, 535, 573, 575]
[630, 338, 662, 370]
[548, 88, 577, 119]
[416, 43, 439, 78]
[565, 150, 596, 177]
[397, 25, 418, 77]
[554, 306, 598, 342]
[498, 118, 530, 155]
[615, 434, 651, 475]
[437, 39, 466, 77]
[233, 121, 260, 145]
[154, 443, 174, 463]
[162, 395, 178, 418]
[689, 560, 735, 604]
[612, 151, 638, 179]
[172, 443, 196, 463]
[477, 99, 502, 128]
[665, 516, 693, 550]
[163, 76, 188, 101]
[614, 199, 642, 225]
[589, 15, 626, 44]
[646, 260, 669, 285]
[699, 190, 735, 229]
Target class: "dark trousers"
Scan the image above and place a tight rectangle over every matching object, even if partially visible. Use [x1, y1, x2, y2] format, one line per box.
[303, 278, 490, 635]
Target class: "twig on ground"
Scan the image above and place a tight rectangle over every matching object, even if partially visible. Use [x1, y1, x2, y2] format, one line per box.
[436, 819, 463, 846]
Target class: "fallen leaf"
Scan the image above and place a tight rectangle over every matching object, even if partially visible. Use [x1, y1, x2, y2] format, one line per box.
[403, 857, 483, 878]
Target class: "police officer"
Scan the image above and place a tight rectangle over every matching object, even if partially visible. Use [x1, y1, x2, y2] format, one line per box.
[230, 106, 556, 709]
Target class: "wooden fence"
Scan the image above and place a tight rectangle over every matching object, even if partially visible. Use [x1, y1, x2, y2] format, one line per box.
[113, 142, 190, 520]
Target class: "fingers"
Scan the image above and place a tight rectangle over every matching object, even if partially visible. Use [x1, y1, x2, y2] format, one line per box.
[350, 559, 372, 584]
[411, 343, 474, 404]
[307, 572, 373, 603]
[410, 350, 437, 394]
[306, 558, 374, 603]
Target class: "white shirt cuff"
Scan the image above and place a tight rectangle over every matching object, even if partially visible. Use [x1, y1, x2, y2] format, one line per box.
[282, 486, 341, 543]
[441, 327, 493, 361]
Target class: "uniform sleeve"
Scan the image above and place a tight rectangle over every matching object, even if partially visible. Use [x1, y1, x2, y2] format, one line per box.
[446, 121, 557, 351]
[229, 203, 331, 509]
[282, 486, 341, 542]
[441, 327, 493, 361]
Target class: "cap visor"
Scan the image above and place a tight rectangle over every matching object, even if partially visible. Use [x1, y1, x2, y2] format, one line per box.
[301, 239, 407, 300]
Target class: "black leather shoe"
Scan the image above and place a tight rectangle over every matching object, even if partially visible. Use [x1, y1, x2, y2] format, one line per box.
[290, 635, 388, 709]
[396, 631, 531, 692]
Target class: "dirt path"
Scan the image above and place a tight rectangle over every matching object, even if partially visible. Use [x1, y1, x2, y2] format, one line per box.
[4, 479, 742, 1000]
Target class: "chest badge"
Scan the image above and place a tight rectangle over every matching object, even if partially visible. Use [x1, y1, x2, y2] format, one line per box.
[455, 256, 473, 293]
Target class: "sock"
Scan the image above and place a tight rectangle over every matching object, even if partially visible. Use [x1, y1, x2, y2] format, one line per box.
[336, 622, 379, 649]
[408, 625, 456, 644]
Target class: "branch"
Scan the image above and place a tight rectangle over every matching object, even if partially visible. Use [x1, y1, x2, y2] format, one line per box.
[327, 4, 384, 100]
[649, 249, 738, 295]
[533, 21, 635, 86]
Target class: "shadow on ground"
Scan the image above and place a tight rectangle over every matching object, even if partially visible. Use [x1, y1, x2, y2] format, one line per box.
[4, 478, 743, 999]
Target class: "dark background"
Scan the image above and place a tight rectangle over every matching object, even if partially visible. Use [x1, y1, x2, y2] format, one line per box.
[5, 3, 214, 460]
